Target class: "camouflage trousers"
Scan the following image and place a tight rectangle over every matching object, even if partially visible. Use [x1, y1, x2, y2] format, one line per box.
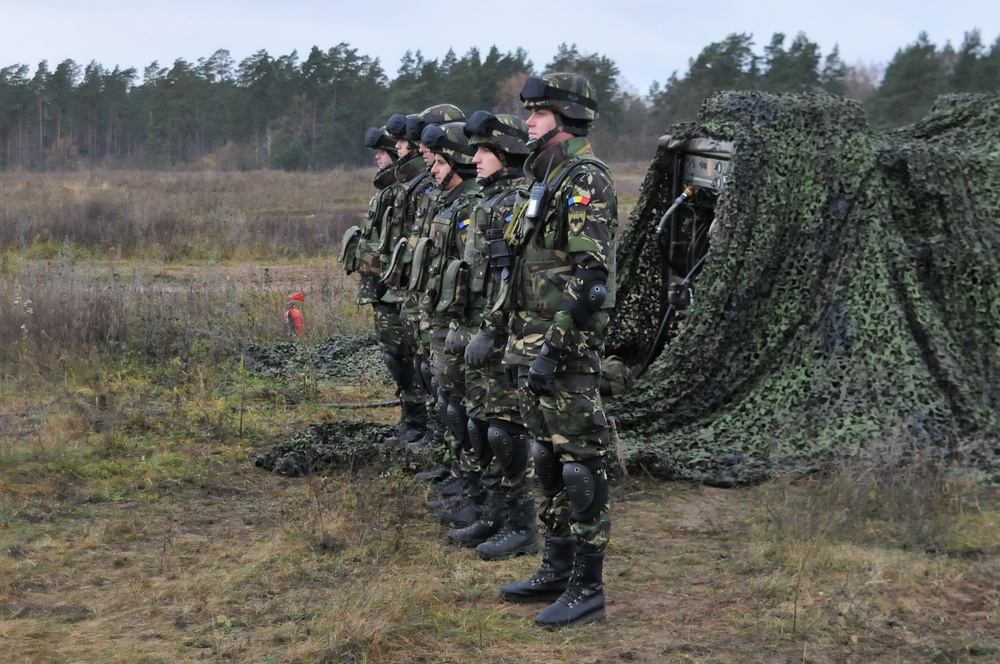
[399, 299, 437, 414]
[464, 331, 533, 494]
[516, 367, 611, 554]
[371, 300, 423, 407]
[423, 319, 467, 466]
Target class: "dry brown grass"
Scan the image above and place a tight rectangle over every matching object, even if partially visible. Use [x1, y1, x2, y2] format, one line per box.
[1, 169, 373, 262]
[0, 169, 997, 663]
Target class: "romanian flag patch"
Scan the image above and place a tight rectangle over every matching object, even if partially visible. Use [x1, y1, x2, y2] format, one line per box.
[568, 195, 591, 206]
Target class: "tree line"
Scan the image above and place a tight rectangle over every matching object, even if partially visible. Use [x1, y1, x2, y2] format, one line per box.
[1, 31, 997, 172]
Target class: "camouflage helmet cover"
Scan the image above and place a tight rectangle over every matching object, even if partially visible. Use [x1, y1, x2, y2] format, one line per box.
[420, 121, 475, 167]
[364, 126, 398, 154]
[463, 111, 530, 156]
[406, 103, 465, 143]
[519, 72, 599, 122]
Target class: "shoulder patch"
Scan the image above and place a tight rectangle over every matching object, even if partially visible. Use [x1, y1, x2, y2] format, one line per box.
[568, 204, 587, 235]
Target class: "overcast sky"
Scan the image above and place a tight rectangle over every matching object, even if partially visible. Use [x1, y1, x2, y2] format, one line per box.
[3, 0, 998, 95]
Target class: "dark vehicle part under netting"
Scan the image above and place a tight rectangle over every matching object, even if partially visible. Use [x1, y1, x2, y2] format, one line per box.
[607, 90, 1000, 485]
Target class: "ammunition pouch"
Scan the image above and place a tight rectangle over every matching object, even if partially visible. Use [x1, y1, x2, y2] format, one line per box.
[407, 237, 432, 292]
[383, 238, 410, 289]
[485, 228, 514, 269]
[434, 259, 469, 315]
[338, 225, 362, 274]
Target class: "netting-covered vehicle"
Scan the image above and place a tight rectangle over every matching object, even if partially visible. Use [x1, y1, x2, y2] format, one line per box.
[608, 91, 1000, 484]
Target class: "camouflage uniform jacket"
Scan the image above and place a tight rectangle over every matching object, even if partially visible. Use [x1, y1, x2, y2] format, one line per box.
[466, 173, 527, 332]
[504, 137, 618, 373]
[346, 165, 397, 305]
[381, 153, 439, 305]
[417, 177, 482, 322]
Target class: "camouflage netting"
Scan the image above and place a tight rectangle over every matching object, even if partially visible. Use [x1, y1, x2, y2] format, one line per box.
[255, 420, 399, 476]
[607, 91, 1000, 485]
[246, 335, 445, 475]
[243, 334, 393, 384]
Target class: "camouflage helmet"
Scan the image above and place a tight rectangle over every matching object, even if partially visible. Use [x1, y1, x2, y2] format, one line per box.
[406, 103, 465, 143]
[463, 111, 530, 158]
[519, 72, 599, 123]
[364, 126, 398, 155]
[420, 121, 475, 173]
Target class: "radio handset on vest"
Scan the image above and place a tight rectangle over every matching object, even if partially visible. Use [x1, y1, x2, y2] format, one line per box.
[525, 156, 555, 220]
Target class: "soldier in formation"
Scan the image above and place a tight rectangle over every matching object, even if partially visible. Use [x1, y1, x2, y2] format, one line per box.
[452, 111, 541, 562]
[346, 72, 616, 631]
[494, 72, 617, 629]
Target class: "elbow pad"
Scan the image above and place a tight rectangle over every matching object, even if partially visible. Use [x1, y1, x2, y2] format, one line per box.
[568, 270, 607, 328]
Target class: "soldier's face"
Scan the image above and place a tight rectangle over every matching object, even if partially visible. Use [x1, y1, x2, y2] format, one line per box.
[526, 108, 558, 142]
[431, 154, 454, 187]
[473, 146, 502, 179]
[374, 150, 394, 170]
[396, 139, 411, 157]
[419, 143, 436, 166]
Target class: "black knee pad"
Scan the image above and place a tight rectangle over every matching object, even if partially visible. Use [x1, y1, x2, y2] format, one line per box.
[445, 395, 468, 446]
[436, 387, 449, 419]
[487, 420, 529, 478]
[381, 351, 413, 390]
[415, 355, 434, 394]
[467, 418, 493, 468]
[532, 440, 564, 498]
[563, 458, 609, 523]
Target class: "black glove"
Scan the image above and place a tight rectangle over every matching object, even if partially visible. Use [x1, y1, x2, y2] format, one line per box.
[464, 329, 494, 368]
[444, 328, 463, 355]
[527, 342, 562, 396]
[503, 364, 519, 389]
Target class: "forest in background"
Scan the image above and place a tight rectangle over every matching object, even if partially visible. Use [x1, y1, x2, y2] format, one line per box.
[1, 30, 997, 171]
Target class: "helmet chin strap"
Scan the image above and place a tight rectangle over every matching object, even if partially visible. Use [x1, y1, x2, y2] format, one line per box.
[526, 126, 562, 153]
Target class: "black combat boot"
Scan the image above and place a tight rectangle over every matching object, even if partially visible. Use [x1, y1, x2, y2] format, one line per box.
[428, 468, 462, 495]
[399, 400, 427, 443]
[426, 490, 463, 511]
[409, 407, 445, 451]
[498, 534, 574, 603]
[383, 401, 426, 446]
[446, 488, 506, 547]
[476, 495, 540, 561]
[435, 474, 485, 527]
[533, 551, 606, 629]
[415, 463, 451, 482]
[426, 469, 464, 509]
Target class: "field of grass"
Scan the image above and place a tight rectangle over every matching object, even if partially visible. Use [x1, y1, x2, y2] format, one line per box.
[1, 168, 997, 663]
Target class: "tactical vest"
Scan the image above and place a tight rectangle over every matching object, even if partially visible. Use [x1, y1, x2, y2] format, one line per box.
[382, 170, 438, 293]
[417, 182, 480, 317]
[512, 154, 618, 320]
[467, 182, 527, 323]
[340, 169, 395, 277]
